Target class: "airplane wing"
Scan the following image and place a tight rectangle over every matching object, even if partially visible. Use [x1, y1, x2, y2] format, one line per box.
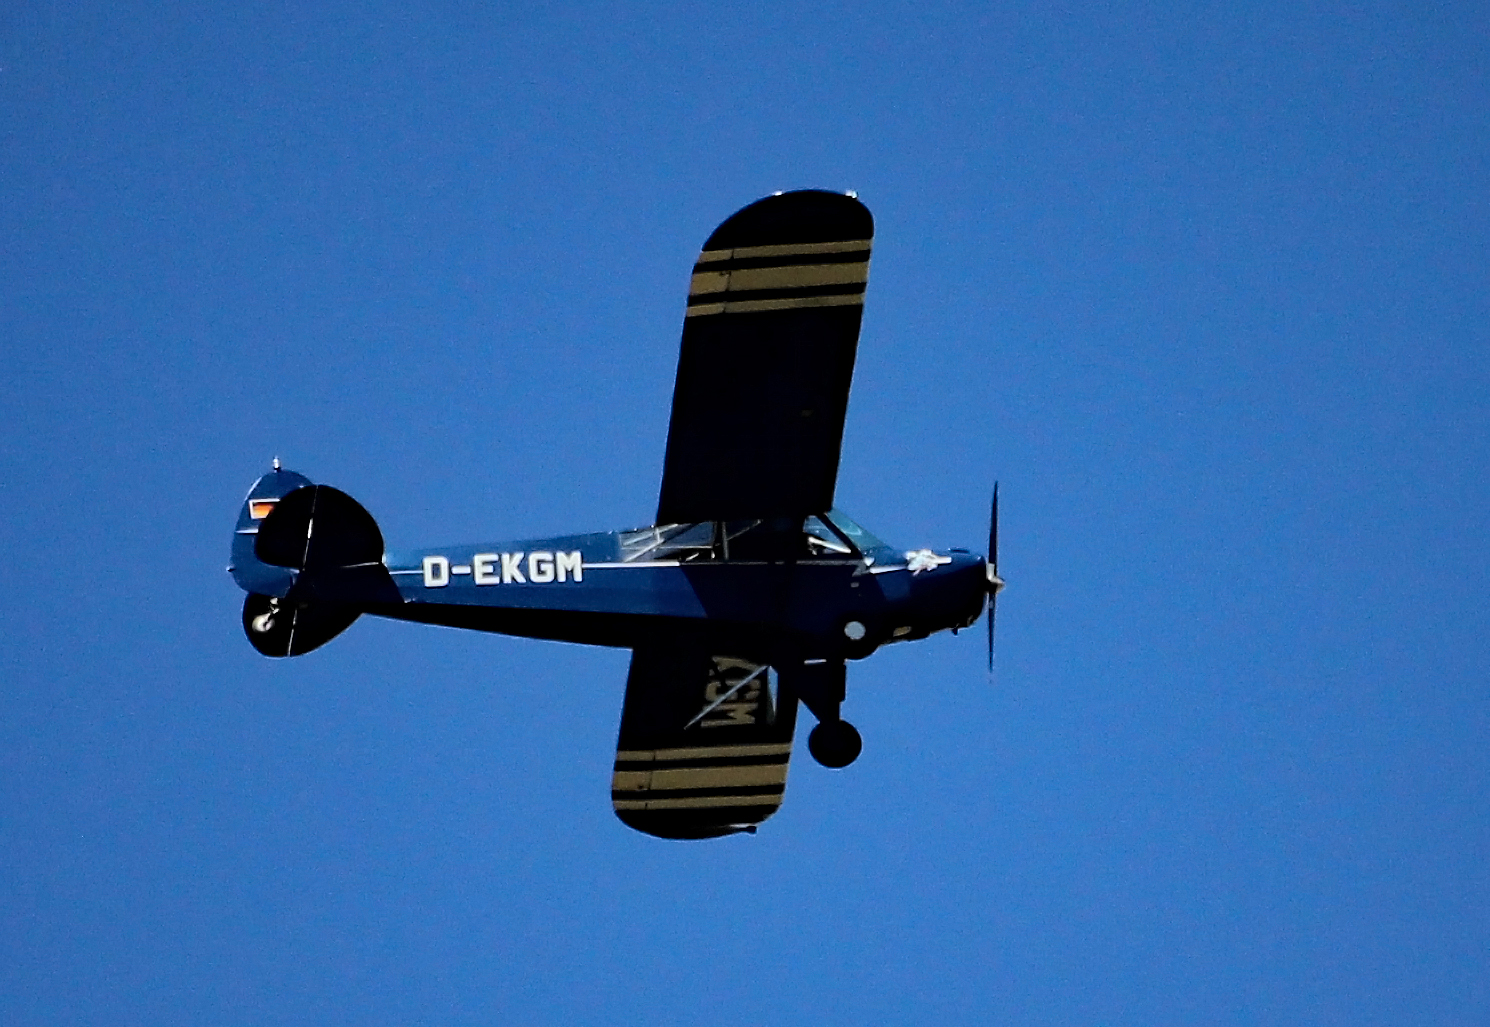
[611, 645, 800, 839]
[656, 190, 873, 524]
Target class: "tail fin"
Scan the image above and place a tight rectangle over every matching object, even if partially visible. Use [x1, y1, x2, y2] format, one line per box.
[230, 470, 399, 657]
[230, 466, 313, 600]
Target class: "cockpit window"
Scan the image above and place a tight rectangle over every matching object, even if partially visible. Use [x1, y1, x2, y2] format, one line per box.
[804, 515, 854, 556]
[823, 509, 886, 553]
[619, 521, 716, 562]
[619, 514, 884, 563]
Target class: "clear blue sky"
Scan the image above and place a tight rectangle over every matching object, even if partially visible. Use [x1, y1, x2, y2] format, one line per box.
[4, 2, 1487, 1024]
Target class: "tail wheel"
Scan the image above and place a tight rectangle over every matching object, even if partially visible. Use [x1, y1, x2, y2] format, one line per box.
[808, 720, 862, 769]
[241, 592, 357, 658]
[242, 593, 295, 657]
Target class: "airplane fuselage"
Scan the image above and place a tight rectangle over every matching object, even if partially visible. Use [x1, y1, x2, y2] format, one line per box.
[233, 499, 988, 662]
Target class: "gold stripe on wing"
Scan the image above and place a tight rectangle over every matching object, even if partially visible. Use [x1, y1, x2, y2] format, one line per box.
[611, 771, 653, 792]
[615, 743, 793, 762]
[611, 763, 788, 792]
[723, 261, 868, 293]
[613, 794, 784, 811]
[688, 270, 731, 297]
[688, 262, 867, 300]
[695, 239, 872, 264]
[686, 293, 864, 318]
[651, 765, 786, 790]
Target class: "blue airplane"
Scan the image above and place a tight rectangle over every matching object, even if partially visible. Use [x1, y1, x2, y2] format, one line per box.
[228, 190, 1003, 840]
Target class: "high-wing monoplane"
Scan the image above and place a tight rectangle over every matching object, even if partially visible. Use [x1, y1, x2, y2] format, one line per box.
[228, 190, 1004, 839]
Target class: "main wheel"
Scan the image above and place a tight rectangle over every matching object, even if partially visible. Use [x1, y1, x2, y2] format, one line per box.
[808, 720, 863, 769]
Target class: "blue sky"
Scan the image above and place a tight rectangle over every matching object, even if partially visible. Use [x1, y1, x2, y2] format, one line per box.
[3, 2, 1487, 1023]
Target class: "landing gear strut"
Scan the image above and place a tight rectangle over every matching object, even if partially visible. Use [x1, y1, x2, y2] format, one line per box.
[783, 660, 862, 769]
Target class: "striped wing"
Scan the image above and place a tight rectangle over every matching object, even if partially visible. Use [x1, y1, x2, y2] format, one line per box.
[656, 190, 873, 524]
[612, 647, 799, 839]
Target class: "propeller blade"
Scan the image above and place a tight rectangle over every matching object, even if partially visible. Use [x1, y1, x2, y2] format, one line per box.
[989, 483, 999, 576]
[987, 591, 997, 672]
[986, 483, 1002, 674]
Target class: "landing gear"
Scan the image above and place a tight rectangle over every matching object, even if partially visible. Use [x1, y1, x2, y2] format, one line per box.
[781, 660, 864, 769]
[808, 719, 862, 768]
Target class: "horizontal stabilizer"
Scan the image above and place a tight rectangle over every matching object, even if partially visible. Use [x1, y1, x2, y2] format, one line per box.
[257, 485, 382, 570]
[255, 485, 401, 605]
[240, 483, 400, 657]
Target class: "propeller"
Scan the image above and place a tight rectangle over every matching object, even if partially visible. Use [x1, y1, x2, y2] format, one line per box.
[986, 483, 1005, 673]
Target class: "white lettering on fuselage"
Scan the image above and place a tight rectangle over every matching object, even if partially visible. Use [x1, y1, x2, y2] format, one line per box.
[500, 552, 525, 584]
[472, 553, 499, 584]
[528, 551, 554, 583]
[421, 551, 584, 588]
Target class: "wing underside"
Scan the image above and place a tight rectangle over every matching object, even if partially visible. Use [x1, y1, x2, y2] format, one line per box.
[612, 646, 799, 839]
[656, 190, 873, 525]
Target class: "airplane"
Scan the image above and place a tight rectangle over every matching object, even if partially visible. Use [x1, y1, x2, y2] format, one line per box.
[228, 189, 1004, 840]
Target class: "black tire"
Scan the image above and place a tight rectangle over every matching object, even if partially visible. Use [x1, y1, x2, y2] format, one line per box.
[808, 720, 863, 769]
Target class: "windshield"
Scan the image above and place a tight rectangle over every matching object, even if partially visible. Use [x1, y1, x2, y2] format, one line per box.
[803, 516, 854, 556]
[823, 509, 887, 554]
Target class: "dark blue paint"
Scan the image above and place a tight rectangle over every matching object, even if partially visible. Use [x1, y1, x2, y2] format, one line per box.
[229, 468, 987, 662]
